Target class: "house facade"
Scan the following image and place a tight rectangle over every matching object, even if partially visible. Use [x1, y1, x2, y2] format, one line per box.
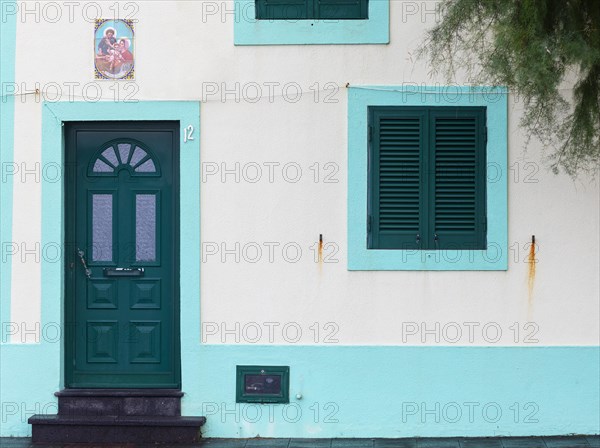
[1, 0, 599, 440]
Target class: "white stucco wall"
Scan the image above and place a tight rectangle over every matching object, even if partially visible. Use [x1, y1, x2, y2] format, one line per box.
[5, 0, 600, 346]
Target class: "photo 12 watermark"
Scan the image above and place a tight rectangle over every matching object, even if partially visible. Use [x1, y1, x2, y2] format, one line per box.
[202, 321, 341, 344]
[1, 1, 139, 24]
[401, 401, 540, 424]
[401, 321, 541, 344]
[201, 401, 340, 424]
[201, 240, 340, 264]
[1, 81, 139, 103]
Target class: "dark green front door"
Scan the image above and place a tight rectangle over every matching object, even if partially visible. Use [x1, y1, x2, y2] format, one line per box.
[65, 122, 180, 388]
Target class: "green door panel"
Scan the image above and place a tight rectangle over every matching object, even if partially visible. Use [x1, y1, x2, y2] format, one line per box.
[65, 122, 180, 388]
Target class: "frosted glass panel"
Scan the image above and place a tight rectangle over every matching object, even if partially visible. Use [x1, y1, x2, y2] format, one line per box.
[136, 194, 156, 262]
[117, 143, 131, 164]
[129, 147, 147, 168]
[135, 159, 156, 173]
[101, 147, 118, 167]
[92, 194, 113, 261]
[93, 159, 114, 173]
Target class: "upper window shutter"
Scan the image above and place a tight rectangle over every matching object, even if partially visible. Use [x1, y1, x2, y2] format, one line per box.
[368, 108, 427, 250]
[430, 108, 487, 250]
[256, 0, 367, 19]
[256, 0, 312, 19]
[315, 0, 368, 19]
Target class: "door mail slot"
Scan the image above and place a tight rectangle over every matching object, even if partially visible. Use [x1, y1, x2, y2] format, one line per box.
[103, 267, 145, 277]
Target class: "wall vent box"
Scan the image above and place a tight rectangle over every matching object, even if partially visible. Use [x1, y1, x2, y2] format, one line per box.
[236, 366, 290, 404]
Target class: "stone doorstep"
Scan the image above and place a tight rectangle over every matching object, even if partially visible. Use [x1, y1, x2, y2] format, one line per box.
[55, 389, 184, 417]
[28, 389, 205, 444]
[28, 415, 206, 444]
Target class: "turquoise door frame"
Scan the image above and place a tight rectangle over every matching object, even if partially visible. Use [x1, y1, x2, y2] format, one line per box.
[40, 101, 200, 390]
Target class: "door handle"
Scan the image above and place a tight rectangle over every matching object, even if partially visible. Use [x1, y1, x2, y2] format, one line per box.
[77, 248, 92, 279]
[103, 267, 145, 277]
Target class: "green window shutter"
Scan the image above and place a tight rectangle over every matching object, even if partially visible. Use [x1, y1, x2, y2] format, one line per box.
[368, 106, 487, 251]
[256, 0, 312, 20]
[368, 108, 427, 250]
[430, 108, 487, 250]
[256, 0, 368, 19]
[315, 0, 368, 19]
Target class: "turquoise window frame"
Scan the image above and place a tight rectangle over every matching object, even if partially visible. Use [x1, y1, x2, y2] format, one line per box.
[348, 86, 508, 271]
[234, 0, 389, 45]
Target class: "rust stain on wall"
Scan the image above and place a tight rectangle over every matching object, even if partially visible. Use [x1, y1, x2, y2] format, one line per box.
[318, 234, 323, 264]
[527, 235, 537, 315]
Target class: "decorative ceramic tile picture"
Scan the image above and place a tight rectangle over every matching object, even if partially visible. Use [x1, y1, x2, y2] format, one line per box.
[95, 19, 135, 80]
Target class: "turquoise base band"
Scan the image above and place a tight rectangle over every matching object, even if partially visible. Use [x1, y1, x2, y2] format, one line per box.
[1, 345, 598, 437]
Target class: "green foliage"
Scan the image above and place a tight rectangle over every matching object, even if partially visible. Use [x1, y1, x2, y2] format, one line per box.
[420, 0, 600, 176]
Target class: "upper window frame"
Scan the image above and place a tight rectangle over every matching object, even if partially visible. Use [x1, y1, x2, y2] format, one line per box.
[234, 0, 389, 45]
[348, 85, 508, 271]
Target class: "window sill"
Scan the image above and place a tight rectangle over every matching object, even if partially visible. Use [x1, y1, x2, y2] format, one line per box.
[348, 248, 508, 271]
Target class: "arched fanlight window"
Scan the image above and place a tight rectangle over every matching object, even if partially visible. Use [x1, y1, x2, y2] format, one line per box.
[88, 140, 160, 176]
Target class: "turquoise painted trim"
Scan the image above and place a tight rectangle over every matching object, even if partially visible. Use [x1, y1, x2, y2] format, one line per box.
[39, 100, 200, 385]
[348, 86, 509, 270]
[0, 1, 17, 338]
[234, 0, 389, 45]
[4, 345, 598, 437]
